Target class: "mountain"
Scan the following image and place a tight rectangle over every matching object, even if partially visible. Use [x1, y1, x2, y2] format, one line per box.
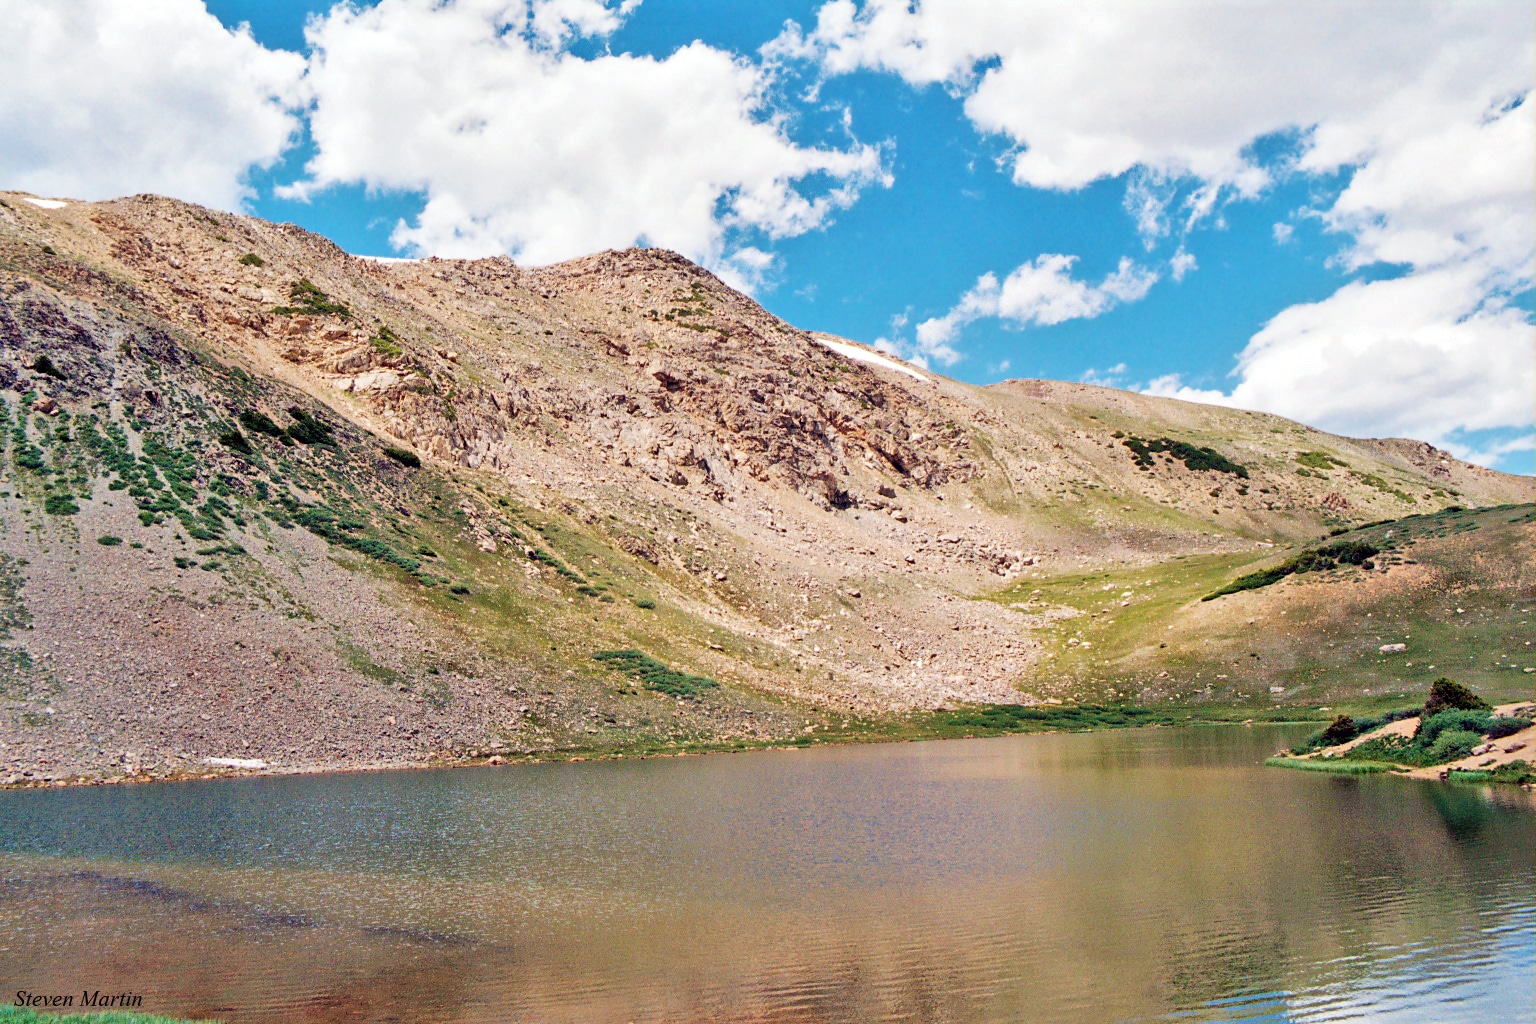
[1, 191, 1530, 785]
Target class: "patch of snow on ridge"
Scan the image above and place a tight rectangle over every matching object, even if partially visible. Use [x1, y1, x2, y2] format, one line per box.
[205, 757, 268, 770]
[354, 255, 420, 264]
[21, 197, 68, 209]
[812, 333, 928, 381]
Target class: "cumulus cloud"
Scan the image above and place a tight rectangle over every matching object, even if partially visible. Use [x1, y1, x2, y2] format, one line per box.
[1144, 264, 1534, 450]
[907, 254, 1158, 365]
[787, 1, 1534, 450]
[0, 0, 306, 209]
[293, 0, 887, 277]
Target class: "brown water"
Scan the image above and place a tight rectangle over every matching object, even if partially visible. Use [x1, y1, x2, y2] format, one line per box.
[0, 725, 1531, 1024]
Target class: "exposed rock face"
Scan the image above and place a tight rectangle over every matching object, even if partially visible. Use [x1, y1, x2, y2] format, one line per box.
[0, 190, 1529, 785]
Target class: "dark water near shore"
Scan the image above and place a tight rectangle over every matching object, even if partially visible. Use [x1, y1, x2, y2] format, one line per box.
[0, 725, 1531, 1023]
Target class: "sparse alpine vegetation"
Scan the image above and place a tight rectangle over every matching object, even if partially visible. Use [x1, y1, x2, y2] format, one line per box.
[1203, 539, 1379, 600]
[1121, 435, 1248, 477]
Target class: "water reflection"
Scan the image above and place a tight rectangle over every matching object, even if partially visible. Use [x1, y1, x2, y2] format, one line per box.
[0, 726, 1530, 1023]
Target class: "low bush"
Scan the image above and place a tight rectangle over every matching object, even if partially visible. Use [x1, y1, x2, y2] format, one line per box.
[42, 493, 78, 515]
[272, 278, 351, 319]
[633, 598, 656, 609]
[1319, 714, 1358, 746]
[30, 354, 66, 380]
[284, 407, 334, 445]
[238, 252, 265, 267]
[383, 446, 420, 468]
[1204, 539, 1380, 600]
[1122, 435, 1248, 477]
[96, 535, 122, 546]
[370, 325, 404, 357]
[217, 428, 252, 454]
[1485, 716, 1533, 739]
[1427, 728, 1483, 763]
[1421, 677, 1490, 716]
[593, 649, 718, 699]
[239, 409, 285, 437]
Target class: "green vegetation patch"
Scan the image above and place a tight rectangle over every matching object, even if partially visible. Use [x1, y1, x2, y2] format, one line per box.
[1265, 756, 1394, 775]
[1284, 679, 1528, 772]
[383, 446, 420, 468]
[238, 252, 265, 267]
[272, 278, 351, 320]
[370, 325, 404, 357]
[1203, 539, 1379, 600]
[1121, 435, 1248, 477]
[283, 407, 334, 446]
[238, 408, 285, 438]
[30, 354, 66, 380]
[1295, 450, 1346, 470]
[0, 1008, 217, 1024]
[593, 649, 718, 698]
[292, 504, 420, 573]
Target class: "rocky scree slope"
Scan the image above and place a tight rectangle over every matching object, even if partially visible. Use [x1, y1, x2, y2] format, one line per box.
[0, 191, 1529, 785]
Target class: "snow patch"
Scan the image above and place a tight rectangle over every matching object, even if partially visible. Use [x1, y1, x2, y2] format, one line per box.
[204, 757, 268, 770]
[354, 254, 419, 264]
[21, 197, 68, 210]
[811, 333, 927, 382]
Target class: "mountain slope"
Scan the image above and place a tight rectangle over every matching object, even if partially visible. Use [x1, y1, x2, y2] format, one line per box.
[0, 191, 1530, 784]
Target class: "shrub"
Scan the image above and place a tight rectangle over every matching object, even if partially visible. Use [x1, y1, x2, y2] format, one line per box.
[370, 325, 404, 357]
[284, 407, 334, 445]
[238, 252, 265, 267]
[238, 409, 285, 437]
[1319, 714, 1358, 746]
[97, 535, 122, 546]
[1204, 539, 1379, 600]
[1415, 708, 1495, 745]
[449, 583, 470, 595]
[42, 493, 78, 515]
[217, 428, 253, 454]
[30, 354, 65, 380]
[1422, 677, 1490, 716]
[633, 598, 656, 609]
[1427, 728, 1482, 763]
[1485, 716, 1532, 739]
[383, 446, 420, 468]
[1295, 450, 1346, 470]
[272, 278, 351, 319]
[1121, 435, 1248, 477]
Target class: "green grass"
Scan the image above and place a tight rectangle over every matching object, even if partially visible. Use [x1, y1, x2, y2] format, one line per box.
[0, 1010, 216, 1024]
[1265, 756, 1395, 775]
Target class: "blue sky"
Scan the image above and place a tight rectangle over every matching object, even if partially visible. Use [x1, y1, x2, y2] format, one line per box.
[6, 1, 1533, 471]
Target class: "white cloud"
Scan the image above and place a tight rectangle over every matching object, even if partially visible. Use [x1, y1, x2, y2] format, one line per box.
[0, 0, 306, 209]
[1169, 248, 1197, 282]
[1144, 264, 1534, 447]
[788, 2, 1534, 450]
[293, 0, 887, 275]
[909, 254, 1157, 364]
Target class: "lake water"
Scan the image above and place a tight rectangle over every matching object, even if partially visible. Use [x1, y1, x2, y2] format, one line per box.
[0, 726, 1531, 1024]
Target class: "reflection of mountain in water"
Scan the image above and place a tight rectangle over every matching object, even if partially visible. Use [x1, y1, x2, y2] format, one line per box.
[0, 725, 1531, 1023]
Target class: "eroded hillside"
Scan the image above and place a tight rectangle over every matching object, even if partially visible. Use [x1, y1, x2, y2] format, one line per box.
[0, 191, 1529, 785]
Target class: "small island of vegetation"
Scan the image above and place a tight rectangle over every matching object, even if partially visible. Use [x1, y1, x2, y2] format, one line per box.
[1267, 678, 1534, 784]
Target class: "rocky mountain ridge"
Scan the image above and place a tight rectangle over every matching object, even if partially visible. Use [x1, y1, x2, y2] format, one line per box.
[0, 191, 1529, 785]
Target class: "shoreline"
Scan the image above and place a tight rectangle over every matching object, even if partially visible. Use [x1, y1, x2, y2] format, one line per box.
[0, 705, 1324, 792]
